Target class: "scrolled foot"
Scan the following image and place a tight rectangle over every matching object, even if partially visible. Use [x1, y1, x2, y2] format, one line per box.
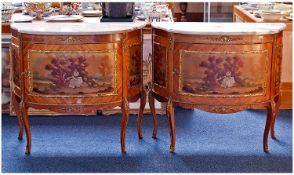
[137, 118, 143, 139]
[271, 131, 277, 140]
[18, 125, 24, 140]
[152, 127, 158, 139]
[121, 146, 126, 154]
[169, 145, 175, 153]
[263, 142, 269, 153]
[25, 147, 31, 155]
[17, 126, 24, 141]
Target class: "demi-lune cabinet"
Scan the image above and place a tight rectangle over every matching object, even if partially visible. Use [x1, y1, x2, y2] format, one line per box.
[145, 22, 286, 153]
[10, 22, 146, 154]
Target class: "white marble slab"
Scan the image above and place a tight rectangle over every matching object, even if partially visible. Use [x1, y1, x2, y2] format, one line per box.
[151, 22, 286, 35]
[10, 14, 147, 35]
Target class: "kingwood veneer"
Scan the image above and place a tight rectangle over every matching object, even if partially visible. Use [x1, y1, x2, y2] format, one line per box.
[10, 22, 146, 154]
[142, 22, 286, 153]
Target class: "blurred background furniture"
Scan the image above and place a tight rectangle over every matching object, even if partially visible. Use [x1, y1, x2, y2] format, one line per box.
[173, 2, 238, 22]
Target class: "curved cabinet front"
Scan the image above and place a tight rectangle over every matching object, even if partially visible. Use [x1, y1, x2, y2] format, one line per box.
[149, 24, 284, 153]
[173, 42, 272, 107]
[10, 28, 145, 154]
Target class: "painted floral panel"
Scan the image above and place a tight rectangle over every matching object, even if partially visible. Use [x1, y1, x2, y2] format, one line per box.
[128, 45, 142, 87]
[28, 50, 116, 95]
[153, 44, 167, 87]
[180, 50, 268, 96]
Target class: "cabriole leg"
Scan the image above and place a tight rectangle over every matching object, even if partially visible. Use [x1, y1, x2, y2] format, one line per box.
[167, 98, 175, 153]
[137, 90, 146, 139]
[21, 101, 31, 155]
[121, 98, 129, 153]
[271, 95, 281, 140]
[148, 91, 158, 139]
[264, 101, 275, 153]
[12, 94, 24, 140]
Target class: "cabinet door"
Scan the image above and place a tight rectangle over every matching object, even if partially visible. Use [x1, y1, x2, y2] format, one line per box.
[24, 43, 122, 104]
[173, 43, 272, 104]
[152, 30, 169, 97]
[126, 29, 143, 97]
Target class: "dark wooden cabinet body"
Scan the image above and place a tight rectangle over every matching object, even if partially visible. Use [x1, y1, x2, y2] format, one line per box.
[10, 29, 146, 154]
[147, 28, 283, 153]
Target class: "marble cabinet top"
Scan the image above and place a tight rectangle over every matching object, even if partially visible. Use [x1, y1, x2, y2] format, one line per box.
[10, 14, 147, 35]
[151, 22, 286, 35]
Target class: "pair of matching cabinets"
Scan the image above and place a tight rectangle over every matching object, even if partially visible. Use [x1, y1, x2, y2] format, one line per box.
[10, 22, 285, 154]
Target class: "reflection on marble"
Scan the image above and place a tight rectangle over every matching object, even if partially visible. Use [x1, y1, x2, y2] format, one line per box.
[151, 22, 286, 35]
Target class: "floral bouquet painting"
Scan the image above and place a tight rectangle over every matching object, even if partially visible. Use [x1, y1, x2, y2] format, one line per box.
[180, 50, 268, 96]
[29, 51, 115, 95]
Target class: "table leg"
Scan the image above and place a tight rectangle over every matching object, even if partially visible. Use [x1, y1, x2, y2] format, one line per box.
[137, 90, 146, 139]
[271, 94, 281, 140]
[12, 94, 24, 140]
[264, 101, 275, 153]
[121, 98, 129, 153]
[148, 91, 158, 139]
[167, 98, 175, 153]
[21, 101, 31, 155]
